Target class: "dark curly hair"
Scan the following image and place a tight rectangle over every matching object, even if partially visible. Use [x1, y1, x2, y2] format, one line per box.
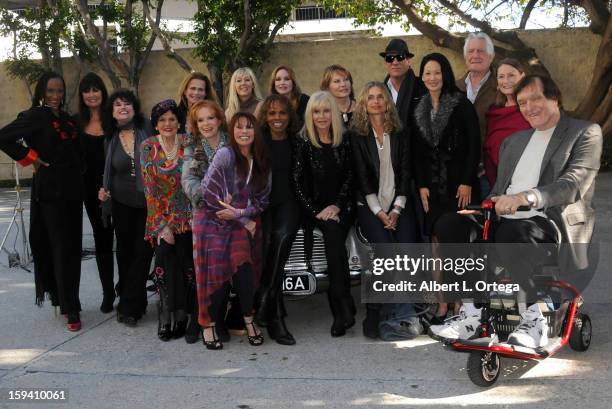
[103, 89, 146, 134]
[150, 99, 184, 129]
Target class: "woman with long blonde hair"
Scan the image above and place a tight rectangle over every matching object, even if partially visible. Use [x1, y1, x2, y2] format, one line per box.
[292, 91, 355, 337]
[225, 67, 263, 121]
[349, 81, 417, 339]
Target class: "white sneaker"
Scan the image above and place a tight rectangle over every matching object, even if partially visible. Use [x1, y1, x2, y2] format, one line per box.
[507, 303, 549, 348]
[428, 303, 482, 342]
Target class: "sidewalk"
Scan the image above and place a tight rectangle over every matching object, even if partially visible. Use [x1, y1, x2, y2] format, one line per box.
[0, 174, 610, 409]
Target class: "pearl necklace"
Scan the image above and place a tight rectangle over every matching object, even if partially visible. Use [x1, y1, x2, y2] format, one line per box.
[159, 134, 179, 161]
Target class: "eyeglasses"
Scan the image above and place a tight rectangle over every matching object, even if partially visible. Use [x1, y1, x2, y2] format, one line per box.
[384, 54, 407, 63]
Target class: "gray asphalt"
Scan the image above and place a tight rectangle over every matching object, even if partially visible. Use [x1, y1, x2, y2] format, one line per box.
[0, 174, 611, 409]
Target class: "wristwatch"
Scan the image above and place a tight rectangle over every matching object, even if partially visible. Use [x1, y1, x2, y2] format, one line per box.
[525, 191, 537, 208]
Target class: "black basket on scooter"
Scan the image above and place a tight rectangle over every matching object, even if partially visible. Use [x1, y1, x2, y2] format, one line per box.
[487, 301, 568, 341]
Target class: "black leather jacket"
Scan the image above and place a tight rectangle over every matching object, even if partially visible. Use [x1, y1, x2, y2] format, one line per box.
[348, 128, 411, 207]
[292, 131, 354, 217]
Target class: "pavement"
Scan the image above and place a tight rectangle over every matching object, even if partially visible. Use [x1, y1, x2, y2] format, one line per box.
[0, 174, 611, 409]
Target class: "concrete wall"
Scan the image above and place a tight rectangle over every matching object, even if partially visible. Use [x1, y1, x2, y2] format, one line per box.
[0, 28, 600, 180]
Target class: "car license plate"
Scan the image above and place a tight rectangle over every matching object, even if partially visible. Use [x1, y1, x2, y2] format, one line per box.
[282, 273, 314, 295]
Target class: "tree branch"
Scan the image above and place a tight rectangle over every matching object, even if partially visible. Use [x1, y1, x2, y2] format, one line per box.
[390, 0, 465, 53]
[573, 14, 612, 125]
[577, 0, 610, 35]
[141, 0, 192, 73]
[519, 0, 538, 29]
[435, 0, 527, 49]
[237, 0, 253, 57]
[72, 0, 129, 77]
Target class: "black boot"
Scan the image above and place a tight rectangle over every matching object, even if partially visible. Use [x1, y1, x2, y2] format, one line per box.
[100, 293, 115, 313]
[254, 288, 272, 327]
[185, 314, 200, 344]
[267, 318, 296, 345]
[362, 303, 380, 339]
[328, 293, 348, 337]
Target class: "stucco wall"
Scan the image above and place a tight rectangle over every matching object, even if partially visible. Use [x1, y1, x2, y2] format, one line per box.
[0, 28, 599, 180]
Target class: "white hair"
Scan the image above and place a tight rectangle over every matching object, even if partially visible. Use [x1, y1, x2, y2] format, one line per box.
[463, 32, 495, 59]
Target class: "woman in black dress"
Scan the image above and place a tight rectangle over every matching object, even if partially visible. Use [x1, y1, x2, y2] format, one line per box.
[255, 94, 301, 345]
[412, 53, 480, 319]
[99, 89, 154, 327]
[75, 72, 115, 313]
[292, 91, 355, 337]
[0, 72, 84, 331]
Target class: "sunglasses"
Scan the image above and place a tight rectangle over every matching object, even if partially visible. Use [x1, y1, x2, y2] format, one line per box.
[385, 54, 407, 63]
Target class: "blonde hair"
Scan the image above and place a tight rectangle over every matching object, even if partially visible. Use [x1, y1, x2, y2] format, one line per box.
[350, 81, 402, 136]
[225, 67, 263, 120]
[303, 91, 344, 148]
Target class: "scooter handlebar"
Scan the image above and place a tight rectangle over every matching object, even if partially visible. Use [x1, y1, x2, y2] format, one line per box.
[465, 204, 531, 212]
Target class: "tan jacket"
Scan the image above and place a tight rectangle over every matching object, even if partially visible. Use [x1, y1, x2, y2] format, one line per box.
[456, 71, 497, 144]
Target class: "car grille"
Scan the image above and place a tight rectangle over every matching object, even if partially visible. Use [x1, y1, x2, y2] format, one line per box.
[284, 229, 328, 273]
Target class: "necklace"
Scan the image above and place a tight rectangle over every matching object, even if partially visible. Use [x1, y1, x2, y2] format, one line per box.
[339, 99, 352, 123]
[159, 134, 179, 161]
[119, 129, 136, 176]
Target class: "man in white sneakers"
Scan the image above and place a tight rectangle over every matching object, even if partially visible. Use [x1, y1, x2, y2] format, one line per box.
[428, 74, 602, 348]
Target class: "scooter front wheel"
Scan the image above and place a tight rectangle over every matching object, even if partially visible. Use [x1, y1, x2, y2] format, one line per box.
[569, 313, 592, 351]
[467, 351, 500, 387]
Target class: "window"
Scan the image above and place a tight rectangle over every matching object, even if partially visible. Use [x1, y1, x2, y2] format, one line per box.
[294, 6, 348, 21]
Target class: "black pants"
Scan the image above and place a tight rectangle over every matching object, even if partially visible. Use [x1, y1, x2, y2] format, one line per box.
[357, 204, 416, 244]
[112, 199, 153, 319]
[358, 204, 417, 313]
[30, 199, 83, 314]
[315, 215, 353, 305]
[83, 195, 114, 296]
[209, 263, 256, 324]
[154, 232, 194, 324]
[434, 212, 558, 298]
[258, 199, 301, 322]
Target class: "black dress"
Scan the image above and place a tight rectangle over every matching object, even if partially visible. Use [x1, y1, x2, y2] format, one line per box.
[412, 92, 481, 235]
[75, 116, 115, 297]
[0, 106, 83, 313]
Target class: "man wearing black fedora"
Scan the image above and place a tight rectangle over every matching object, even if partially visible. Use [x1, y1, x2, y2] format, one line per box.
[380, 38, 424, 130]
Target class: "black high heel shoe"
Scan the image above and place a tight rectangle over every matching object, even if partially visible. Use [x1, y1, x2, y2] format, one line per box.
[202, 325, 223, 350]
[244, 317, 264, 346]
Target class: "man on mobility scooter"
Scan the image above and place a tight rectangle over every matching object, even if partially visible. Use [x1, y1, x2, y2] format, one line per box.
[428, 74, 602, 348]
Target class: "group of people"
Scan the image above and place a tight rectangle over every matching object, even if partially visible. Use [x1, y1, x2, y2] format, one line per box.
[0, 32, 601, 351]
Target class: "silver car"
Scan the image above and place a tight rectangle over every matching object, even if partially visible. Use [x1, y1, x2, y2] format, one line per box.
[282, 225, 371, 296]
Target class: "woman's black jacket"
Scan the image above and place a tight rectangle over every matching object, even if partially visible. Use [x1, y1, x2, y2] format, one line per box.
[348, 128, 410, 208]
[291, 131, 354, 218]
